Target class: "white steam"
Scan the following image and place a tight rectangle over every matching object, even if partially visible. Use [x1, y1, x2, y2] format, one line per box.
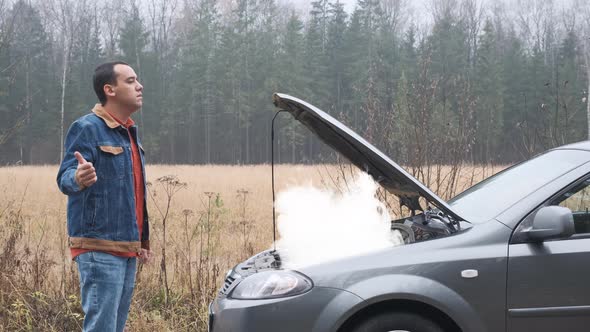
[274, 172, 404, 269]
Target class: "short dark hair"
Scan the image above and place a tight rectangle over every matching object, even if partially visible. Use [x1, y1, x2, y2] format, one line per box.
[93, 61, 129, 105]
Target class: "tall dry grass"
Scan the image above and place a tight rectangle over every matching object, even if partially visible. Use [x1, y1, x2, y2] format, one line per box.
[0, 164, 504, 331]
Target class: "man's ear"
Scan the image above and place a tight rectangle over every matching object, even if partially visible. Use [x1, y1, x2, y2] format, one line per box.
[104, 84, 115, 98]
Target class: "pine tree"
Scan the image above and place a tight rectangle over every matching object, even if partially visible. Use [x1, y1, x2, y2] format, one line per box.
[305, 0, 330, 106]
[326, 1, 348, 114]
[356, 0, 387, 144]
[119, 3, 149, 70]
[342, 8, 366, 131]
[501, 28, 530, 160]
[474, 20, 504, 163]
[215, 23, 241, 163]
[2, 0, 51, 164]
[277, 11, 307, 162]
[234, 0, 257, 163]
[556, 30, 585, 143]
[119, 2, 149, 130]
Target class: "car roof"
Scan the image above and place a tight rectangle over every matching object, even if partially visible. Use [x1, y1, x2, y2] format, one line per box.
[553, 140, 590, 151]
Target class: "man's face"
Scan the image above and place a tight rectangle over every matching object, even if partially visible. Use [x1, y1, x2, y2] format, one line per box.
[109, 64, 143, 111]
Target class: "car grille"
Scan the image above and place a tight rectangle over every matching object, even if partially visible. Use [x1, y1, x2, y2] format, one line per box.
[219, 274, 237, 295]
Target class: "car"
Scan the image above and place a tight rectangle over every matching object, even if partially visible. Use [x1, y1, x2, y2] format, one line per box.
[208, 93, 590, 332]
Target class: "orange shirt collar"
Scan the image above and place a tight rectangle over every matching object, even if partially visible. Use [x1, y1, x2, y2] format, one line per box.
[106, 110, 135, 129]
[92, 103, 135, 129]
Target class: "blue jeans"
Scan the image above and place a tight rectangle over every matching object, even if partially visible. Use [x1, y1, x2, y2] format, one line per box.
[76, 252, 137, 332]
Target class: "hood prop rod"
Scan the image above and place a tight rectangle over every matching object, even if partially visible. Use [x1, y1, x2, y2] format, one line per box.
[271, 110, 286, 252]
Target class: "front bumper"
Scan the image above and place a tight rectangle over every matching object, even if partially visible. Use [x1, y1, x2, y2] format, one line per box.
[209, 286, 363, 332]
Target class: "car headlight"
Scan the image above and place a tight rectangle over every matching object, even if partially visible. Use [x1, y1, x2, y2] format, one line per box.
[230, 270, 313, 300]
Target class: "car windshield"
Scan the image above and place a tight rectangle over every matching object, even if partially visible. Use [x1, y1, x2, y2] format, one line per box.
[448, 149, 590, 223]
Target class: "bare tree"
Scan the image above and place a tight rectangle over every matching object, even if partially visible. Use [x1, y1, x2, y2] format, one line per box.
[515, 0, 556, 55]
[100, 0, 122, 59]
[0, 1, 31, 153]
[147, 0, 178, 151]
[147, 0, 178, 77]
[578, 0, 590, 139]
[429, 0, 460, 23]
[380, 0, 408, 35]
[585, 47, 590, 140]
[38, 0, 87, 161]
[0, 0, 13, 52]
[460, 0, 484, 69]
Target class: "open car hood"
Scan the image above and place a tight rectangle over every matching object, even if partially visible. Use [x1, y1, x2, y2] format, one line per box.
[272, 93, 464, 222]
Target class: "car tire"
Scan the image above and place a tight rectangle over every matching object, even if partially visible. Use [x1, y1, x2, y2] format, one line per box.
[350, 311, 444, 332]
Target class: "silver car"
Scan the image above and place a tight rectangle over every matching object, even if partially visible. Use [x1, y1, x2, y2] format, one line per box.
[209, 94, 590, 332]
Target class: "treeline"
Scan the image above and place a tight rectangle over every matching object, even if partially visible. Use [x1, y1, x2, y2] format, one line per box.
[0, 0, 589, 165]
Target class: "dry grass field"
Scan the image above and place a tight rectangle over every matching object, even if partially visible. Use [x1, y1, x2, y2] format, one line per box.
[0, 164, 504, 331]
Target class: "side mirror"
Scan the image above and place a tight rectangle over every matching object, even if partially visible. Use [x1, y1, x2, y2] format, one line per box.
[524, 206, 574, 242]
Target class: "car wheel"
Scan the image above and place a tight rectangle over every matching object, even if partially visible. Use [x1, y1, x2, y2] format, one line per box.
[350, 312, 444, 332]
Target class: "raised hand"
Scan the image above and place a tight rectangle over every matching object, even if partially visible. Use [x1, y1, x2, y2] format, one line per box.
[74, 151, 97, 189]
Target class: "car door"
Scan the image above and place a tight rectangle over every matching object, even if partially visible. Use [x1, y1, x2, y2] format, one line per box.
[507, 175, 590, 332]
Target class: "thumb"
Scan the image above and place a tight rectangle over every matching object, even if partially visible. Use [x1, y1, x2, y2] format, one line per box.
[74, 151, 87, 165]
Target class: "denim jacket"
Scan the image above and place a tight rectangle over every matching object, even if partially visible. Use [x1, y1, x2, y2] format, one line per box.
[57, 104, 149, 253]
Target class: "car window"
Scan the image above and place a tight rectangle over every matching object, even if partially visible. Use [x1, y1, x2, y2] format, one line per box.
[448, 149, 590, 223]
[552, 177, 590, 235]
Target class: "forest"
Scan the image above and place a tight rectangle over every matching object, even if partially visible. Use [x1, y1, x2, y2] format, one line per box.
[0, 0, 589, 166]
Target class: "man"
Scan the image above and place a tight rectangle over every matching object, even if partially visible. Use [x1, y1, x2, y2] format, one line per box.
[57, 61, 153, 332]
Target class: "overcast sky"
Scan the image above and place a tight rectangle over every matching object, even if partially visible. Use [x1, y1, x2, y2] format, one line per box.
[296, 0, 357, 13]
[283, 0, 431, 21]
